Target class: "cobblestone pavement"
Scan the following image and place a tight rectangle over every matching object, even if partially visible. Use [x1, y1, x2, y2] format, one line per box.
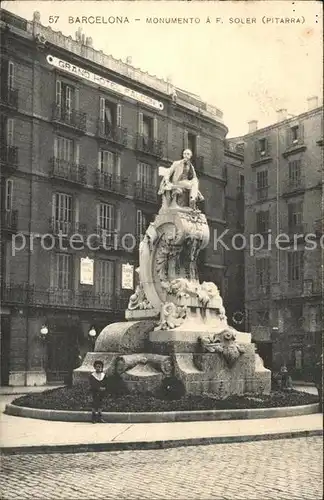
[1, 437, 323, 500]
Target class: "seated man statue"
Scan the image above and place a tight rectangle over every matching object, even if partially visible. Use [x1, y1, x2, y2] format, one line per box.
[158, 149, 204, 210]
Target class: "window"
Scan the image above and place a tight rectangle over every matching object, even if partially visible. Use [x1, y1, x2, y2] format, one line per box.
[136, 210, 150, 240]
[256, 210, 269, 235]
[256, 170, 268, 200]
[53, 253, 71, 289]
[98, 150, 114, 175]
[54, 136, 74, 162]
[288, 202, 303, 229]
[288, 251, 303, 282]
[96, 260, 114, 295]
[138, 113, 158, 141]
[259, 138, 267, 155]
[1, 117, 14, 146]
[291, 126, 299, 143]
[288, 160, 302, 184]
[187, 132, 197, 157]
[52, 193, 73, 234]
[56, 80, 78, 118]
[239, 174, 245, 191]
[99, 98, 122, 135]
[8, 61, 14, 89]
[256, 258, 270, 288]
[5, 179, 13, 210]
[137, 162, 157, 186]
[97, 203, 115, 232]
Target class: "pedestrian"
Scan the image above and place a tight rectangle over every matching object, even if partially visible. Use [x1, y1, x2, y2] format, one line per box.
[313, 355, 323, 412]
[280, 364, 289, 390]
[89, 360, 108, 423]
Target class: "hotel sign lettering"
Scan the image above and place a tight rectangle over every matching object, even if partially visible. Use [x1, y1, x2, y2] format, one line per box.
[46, 55, 164, 111]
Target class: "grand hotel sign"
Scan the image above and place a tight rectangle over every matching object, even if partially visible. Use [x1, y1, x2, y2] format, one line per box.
[46, 55, 164, 111]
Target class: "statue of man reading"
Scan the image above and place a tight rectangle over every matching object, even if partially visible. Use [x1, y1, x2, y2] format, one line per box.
[158, 149, 204, 210]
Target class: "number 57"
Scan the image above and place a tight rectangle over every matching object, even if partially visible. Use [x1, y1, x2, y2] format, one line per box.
[49, 16, 59, 24]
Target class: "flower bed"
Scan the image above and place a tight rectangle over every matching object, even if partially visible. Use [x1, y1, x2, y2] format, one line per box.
[12, 382, 318, 413]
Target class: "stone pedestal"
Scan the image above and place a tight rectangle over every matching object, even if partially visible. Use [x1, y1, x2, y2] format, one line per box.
[74, 195, 271, 398]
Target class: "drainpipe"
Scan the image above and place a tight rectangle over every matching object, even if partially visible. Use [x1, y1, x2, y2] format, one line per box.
[24, 42, 36, 386]
[276, 126, 280, 282]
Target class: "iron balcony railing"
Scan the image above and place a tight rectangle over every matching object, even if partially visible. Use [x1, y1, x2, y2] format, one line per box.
[0, 144, 19, 168]
[135, 134, 164, 158]
[94, 171, 128, 195]
[48, 218, 87, 236]
[52, 104, 87, 132]
[1, 284, 130, 311]
[0, 87, 18, 108]
[97, 121, 128, 147]
[1, 210, 18, 232]
[50, 158, 87, 185]
[134, 181, 158, 203]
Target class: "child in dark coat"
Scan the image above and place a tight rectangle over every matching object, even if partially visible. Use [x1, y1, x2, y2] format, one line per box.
[89, 360, 108, 423]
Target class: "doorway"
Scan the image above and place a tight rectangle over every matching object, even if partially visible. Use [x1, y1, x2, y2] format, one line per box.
[1, 315, 11, 386]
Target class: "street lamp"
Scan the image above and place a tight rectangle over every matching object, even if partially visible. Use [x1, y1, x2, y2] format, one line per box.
[40, 324, 48, 340]
[88, 326, 97, 338]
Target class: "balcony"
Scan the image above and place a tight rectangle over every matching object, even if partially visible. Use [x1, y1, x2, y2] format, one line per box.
[314, 218, 323, 236]
[93, 228, 124, 251]
[134, 181, 158, 204]
[252, 150, 272, 167]
[1, 284, 130, 312]
[94, 171, 128, 196]
[0, 87, 18, 109]
[0, 144, 18, 173]
[50, 158, 87, 185]
[135, 134, 164, 158]
[271, 280, 321, 300]
[283, 139, 306, 158]
[282, 176, 306, 196]
[52, 104, 87, 133]
[1, 210, 18, 233]
[48, 218, 87, 237]
[97, 121, 128, 147]
[256, 186, 269, 201]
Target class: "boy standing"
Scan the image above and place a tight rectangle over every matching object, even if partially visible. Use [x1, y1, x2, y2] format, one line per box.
[89, 360, 108, 423]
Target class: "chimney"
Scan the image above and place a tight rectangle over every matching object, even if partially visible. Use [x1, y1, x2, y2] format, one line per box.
[307, 96, 318, 110]
[277, 109, 288, 122]
[248, 120, 258, 133]
[126, 56, 132, 65]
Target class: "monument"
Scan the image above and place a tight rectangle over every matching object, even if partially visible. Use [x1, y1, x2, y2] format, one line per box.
[74, 150, 271, 398]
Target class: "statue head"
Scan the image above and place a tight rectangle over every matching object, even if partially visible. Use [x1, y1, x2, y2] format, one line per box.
[183, 149, 193, 161]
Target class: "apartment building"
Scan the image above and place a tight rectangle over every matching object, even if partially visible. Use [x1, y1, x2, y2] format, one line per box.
[0, 9, 229, 385]
[242, 99, 323, 377]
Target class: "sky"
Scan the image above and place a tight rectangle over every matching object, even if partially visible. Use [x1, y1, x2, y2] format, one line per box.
[3, 0, 323, 137]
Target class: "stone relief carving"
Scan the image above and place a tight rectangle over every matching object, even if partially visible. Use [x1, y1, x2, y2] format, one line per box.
[198, 330, 245, 368]
[115, 354, 173, 376]
[127, 268, 153, 310]
[155, 302, 187, 330]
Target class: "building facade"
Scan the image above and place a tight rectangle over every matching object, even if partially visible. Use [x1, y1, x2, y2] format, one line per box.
[0, 9, 229, 386]
[241, 101, 323, 377]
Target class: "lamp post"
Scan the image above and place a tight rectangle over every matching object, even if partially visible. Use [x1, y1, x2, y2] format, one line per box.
[39, 325, 48, 378]
[88, 326, 97, 350]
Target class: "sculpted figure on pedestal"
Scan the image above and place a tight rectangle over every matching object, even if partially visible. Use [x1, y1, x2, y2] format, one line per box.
[158, 149, 204, 210]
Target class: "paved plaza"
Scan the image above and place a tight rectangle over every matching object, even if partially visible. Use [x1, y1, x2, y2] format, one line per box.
[1, 436, 323, 500]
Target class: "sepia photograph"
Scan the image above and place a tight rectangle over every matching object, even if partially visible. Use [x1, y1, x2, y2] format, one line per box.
[0, 0, 323, 498]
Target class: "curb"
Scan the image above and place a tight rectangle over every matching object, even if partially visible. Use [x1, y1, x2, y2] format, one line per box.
[1, 429, 322, 455]
[5, 402, 320, 423]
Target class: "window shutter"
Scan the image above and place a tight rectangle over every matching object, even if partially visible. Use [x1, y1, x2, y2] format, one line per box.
[98, 150, 102, 171]
[115, 206, 121, 233]
[136, 162, 141, 181]
[5, 179, 13, 210]
[286, 128, 292, 147]
[75, 143, 80, 165]
[136, 210, 142, 237]
[56, 80, 62, 107]
[53, 137, 58, 159]
[254, 140, 260, 160]
[266, 137, 271, 156]
[138, 112, 144, 135]
[8, 61, 14, 89]
[184, 130, 188, 150]
[153, 166, 158, 187]
[7, 118, 14, 146]
[96, 203, 101, 227]
[117, 104, 122, 127]
[99, 97, 105, 122]
[153, 117, 158, 140]
[196, 134, 200, 156]
[66, 86, 72, 112]
[75, 88, 79, 111]
[115, 155, 121, 177]
[52, 193, 56, 219]
[75, 198, 79, 224]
